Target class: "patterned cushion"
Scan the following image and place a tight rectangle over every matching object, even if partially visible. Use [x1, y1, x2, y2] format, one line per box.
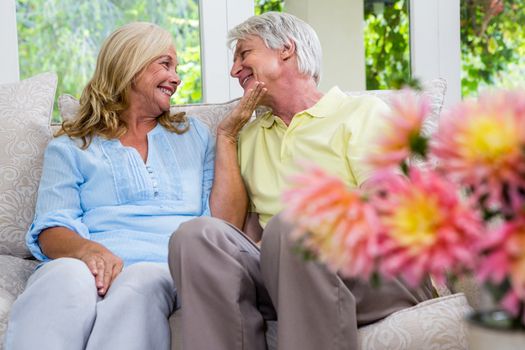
[257, 293, 470, 350]
[0, 255, 38, 337]
[358, 293, 471, 350]
[0, 73, 57, 257]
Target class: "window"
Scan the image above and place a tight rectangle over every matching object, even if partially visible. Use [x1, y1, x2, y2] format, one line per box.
[461, 0, 525, 97]
[364, 0, 411, 90]
[16, 0, 202, 121]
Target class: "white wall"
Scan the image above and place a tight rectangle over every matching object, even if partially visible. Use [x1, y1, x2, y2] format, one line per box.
[199, 0, 254, 102]
[0, 0, 19, 84]
[286, 0, 366, 92]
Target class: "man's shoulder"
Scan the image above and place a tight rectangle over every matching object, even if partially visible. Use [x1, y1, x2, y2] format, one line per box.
[339, 92, 389, 110]
[317, 86, 389, 119]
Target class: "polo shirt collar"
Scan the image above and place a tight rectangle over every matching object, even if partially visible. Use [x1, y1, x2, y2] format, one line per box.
[259, 111, 277, 128]
[257, 86, 346, 128]
[305, 86, 346, 118]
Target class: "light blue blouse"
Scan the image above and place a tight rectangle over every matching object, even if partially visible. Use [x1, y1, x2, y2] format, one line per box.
[27, 117, 214, 266]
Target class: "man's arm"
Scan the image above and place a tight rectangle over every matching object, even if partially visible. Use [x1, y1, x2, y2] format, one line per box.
[210, 82, 266, 229]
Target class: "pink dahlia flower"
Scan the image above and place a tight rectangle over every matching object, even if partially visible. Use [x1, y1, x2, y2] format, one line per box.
[431, 90, 525, 212]
[282, 163, 381, 279]
[369, 90, 431, 170]
[370, 168, 484, 287]
[477, 217, 525, 302]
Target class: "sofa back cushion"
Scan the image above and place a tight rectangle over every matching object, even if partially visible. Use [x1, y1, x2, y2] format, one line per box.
[59, 78, 446, 136]
[346, 78, 446, 136]
[0, 73, 57, 257]
[58, 94, 243, 136]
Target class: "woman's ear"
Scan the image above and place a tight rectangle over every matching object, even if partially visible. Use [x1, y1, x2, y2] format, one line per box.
[281, 41, 296, 61]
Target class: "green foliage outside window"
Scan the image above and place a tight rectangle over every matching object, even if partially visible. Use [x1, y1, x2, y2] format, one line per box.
[461, 0, 525, 97]
[364, 0, 410, 90]
[16, 0, 202, 122]
[364, 0, 525, 95]
[255, 0, 283, 15]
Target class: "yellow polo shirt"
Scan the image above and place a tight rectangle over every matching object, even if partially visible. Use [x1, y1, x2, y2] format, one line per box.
[238, 87, 389, 228]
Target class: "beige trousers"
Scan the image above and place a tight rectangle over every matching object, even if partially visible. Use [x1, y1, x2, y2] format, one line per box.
[168, 214, 434, 350]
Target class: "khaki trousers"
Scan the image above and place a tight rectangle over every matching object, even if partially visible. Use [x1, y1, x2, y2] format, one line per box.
[168, 214, 434, 350]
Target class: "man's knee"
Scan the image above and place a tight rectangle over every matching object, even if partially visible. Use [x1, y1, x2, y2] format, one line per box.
[262, 212, 295, 249]
[169, 216, 238, 255]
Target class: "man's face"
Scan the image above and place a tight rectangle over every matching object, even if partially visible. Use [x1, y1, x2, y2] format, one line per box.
[230, 35, 282, 95]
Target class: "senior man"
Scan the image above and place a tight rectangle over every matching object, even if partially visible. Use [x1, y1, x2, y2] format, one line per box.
[168, 11, 434, 350]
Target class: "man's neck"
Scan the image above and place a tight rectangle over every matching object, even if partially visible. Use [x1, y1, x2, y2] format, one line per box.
[269, 79, 323, 126]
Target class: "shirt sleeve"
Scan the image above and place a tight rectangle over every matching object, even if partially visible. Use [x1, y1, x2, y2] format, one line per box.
[26, 138, 90, 261]
[190, 118, 215, 216]
[345, 96, 391, 186]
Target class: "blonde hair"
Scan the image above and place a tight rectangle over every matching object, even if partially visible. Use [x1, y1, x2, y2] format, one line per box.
[58, 22, 188, 148]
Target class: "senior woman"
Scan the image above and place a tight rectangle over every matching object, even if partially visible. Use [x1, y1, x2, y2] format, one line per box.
[4, 22, 245, 350]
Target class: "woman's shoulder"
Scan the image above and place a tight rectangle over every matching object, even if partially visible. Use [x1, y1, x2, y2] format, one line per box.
[187, 116, 210, 132]
[49, 134, 80, 149]
[48, 134, 98, 154]
[185, 116, 213, 141]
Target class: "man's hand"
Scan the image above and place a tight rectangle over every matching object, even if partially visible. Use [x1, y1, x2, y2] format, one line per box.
[78, 243, 123, 296]
[217, 81, 267, 143]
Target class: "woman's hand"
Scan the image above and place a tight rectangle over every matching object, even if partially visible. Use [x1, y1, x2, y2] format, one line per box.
[78, 243, 124, 296]
[39, 227, 123, 296]
[217, 81, 267, 143]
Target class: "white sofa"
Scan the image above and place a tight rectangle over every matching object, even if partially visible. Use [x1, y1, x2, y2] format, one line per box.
[0, 72, 471, 349]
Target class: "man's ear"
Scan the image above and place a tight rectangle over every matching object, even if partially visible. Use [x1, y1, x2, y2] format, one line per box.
[280, 41, 296, 61]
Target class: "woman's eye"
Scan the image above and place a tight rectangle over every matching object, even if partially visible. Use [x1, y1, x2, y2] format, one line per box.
[161, 62, 169, 69]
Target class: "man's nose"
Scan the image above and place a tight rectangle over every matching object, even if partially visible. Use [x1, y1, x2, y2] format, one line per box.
[230, 59, 242, 78]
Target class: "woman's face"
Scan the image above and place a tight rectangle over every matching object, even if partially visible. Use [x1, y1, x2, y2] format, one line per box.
[129, 46, 181, 117]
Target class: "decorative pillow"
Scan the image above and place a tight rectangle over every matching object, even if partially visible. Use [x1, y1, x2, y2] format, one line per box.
[0, 72, 57, 257]
[358, 293, 471, 350]
[58, 79, 446, 137]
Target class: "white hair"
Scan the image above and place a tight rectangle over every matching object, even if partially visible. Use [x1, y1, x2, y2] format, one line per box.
[227, 12, 322, 84]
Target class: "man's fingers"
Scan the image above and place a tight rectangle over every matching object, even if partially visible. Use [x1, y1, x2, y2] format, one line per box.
[239, 83, 265, 118]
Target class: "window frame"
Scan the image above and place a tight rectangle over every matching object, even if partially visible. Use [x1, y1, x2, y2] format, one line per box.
[409, 0, 461, 107]
[1, 0, 19, 84]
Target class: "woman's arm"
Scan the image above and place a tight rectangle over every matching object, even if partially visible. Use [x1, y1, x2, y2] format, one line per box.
[210, 82, 266, 229]
[29, 139, 122, 296]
